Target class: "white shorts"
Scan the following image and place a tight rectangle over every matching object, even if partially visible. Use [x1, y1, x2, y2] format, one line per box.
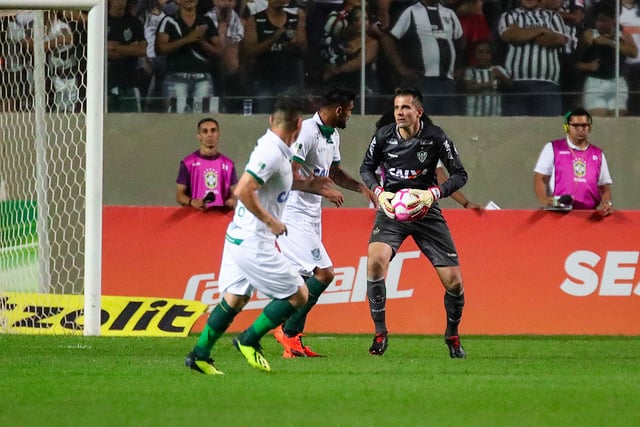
[218, 236, 304, 299]
[276, 219, 332, 277]
[583, 76, 628, 111]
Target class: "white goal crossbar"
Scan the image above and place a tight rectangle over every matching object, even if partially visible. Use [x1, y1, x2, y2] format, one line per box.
[0, 0, 105, 335]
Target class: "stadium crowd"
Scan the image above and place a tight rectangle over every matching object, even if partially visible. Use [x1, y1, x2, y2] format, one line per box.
[1, 0, 640, 116]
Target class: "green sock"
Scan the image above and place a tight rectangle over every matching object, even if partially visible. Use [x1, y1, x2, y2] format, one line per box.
[193, 298, 238, 358]
[283, 276, 328, 336]
[239, 298, 297, 346]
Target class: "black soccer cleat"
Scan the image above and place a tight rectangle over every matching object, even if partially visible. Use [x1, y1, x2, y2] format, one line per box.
[369, 332, 388, 356]
[445, 335, 466, 359]
[185, 351, 224, 375]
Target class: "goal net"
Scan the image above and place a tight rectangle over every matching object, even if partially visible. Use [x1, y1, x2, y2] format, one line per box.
[0, 1, 104, 335]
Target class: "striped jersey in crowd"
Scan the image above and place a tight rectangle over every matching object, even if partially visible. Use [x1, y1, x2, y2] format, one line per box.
[560, 0, 586, 54]
[464, 66, 510, 116]
[498, 6, 568, 83]
[389, 2, 463, 80]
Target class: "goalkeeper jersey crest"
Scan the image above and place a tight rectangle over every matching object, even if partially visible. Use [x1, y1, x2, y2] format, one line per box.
[360, 122, 467, 199]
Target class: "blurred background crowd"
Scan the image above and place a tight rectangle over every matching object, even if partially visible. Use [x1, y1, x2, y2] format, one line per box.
[1, 0, 639, 116]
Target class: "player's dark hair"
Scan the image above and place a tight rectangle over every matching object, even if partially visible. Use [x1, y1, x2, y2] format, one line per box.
[273, 97, 303, 130]
[565, 107, 593, 125]
[197, 117, 219, 130]
[394, 87, 423, 108]
[322, 86, 356, 108]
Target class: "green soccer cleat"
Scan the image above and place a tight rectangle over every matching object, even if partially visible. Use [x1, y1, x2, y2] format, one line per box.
[233, 338, 271, 372]
[185, 351, 224, 375]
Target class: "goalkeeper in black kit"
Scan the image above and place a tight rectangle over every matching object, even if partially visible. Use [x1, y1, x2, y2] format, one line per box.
[359, 87, 468, 358]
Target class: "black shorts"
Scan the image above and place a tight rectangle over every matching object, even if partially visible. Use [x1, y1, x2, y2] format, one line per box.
[368, 209, 460, 267]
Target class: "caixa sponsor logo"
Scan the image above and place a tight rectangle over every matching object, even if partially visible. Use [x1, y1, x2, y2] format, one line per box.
[561, 250, 640, 296]
[183, 251, 421, 311]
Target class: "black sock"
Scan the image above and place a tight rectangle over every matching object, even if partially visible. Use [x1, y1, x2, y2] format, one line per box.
[444, 290, 465, 338]
[367, 279, 387, 334]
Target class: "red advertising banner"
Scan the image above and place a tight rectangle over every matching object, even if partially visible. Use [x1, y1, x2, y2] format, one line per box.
[103, 207, 640, 335]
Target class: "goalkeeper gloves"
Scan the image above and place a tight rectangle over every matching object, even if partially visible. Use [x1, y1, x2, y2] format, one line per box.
[374, 186, 396, 219]
[409, 187, 441, 208]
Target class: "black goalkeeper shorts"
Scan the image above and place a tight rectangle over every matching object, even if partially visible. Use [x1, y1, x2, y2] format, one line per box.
[368, 209, 460, 267]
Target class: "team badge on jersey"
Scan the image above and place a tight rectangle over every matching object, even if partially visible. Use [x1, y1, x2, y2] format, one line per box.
[417, 151, 428, 163]
[310, 248, 321, 261]
[573, 158, 586, 178]
[205, 168, 218, 189]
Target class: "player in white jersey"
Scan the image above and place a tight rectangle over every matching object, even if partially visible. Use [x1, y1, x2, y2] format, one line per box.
[184, 98, 333, 374]
[274, 87, 377, 358]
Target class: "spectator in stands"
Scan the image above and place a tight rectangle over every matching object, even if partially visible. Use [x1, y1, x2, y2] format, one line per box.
[576, 0, 637, 116]
[499, 0, 568, 116]
[620, 0, 640, 116]
[61, 10, 88, 112]
[156, 0, 223, 113]
[206, 0, 246, 113]
[0, 17, 8, 112]
[241, 0, 302, 23]
[1, 12, 33, 112]
[463, 39, 512, 116]
[306, 0, 343, 61]
[533, 107, 613, 215]
[41, 11, 78, 112]
[107, 0, 148, 112]
[312, 0, 370, 93]
[541, 0, 586, 113]
[321, 0, 363, 40]
[19, 11, 79, 112]
[482, 0, 510, 45]
[321, 6, 379, 102]
[380, 0, 465, 115]
[374, 0, 416, 31]
[241, 0, 307, 113]
[455, 0, 492, 66]
[137, 0, 177, 112]
[373, 0, 416, 95]
[176, 117, 238, 210]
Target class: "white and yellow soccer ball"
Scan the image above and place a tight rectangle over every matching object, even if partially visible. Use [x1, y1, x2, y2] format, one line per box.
[391, 188, 428, 221]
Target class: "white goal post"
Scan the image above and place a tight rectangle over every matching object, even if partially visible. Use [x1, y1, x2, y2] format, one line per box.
[0, 0, 104, 335]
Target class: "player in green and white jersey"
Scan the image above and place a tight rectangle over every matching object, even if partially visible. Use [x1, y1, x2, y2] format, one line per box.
[185, 98, 333, 374]
[274, 87, 377, 358]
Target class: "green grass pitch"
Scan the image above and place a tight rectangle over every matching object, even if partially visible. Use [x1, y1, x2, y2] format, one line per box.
[1, 334, 639, 426]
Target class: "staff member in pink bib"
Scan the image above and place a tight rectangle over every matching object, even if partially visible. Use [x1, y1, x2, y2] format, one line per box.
[176, 117, 238, 210]
[533, 107, 613, 216]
